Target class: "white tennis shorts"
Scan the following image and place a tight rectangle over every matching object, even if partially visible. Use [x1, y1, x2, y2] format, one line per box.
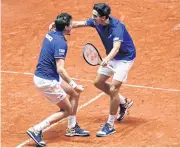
[34, 75, 67, 104]
[97, 59, 135, 82]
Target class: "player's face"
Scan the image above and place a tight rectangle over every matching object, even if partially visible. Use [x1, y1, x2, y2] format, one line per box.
[64, 20, 72, 35]
[92, 10, 105, 25]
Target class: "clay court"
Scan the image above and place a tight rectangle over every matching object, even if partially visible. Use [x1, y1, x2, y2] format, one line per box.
[1, 0, 180, 147]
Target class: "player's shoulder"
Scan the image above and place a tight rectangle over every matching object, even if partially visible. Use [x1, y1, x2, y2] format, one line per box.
[86, 18, 96, 26]
[110, 16, 124, 26]
[49, 31, 66, 42]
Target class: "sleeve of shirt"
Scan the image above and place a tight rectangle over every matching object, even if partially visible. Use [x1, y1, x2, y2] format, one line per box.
[54, 40, 68, 59]
[112, 22, 125, 43]
[85, 18, 95, 28]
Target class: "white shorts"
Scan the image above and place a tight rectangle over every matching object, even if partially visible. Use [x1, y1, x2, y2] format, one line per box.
[33, 75, 67, 104]
[97, 59, 135, 82]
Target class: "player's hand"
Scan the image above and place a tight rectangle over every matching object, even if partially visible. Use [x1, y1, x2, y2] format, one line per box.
[48, 22, 55, 31]
[74, 85, 85, 93]
[120, 15, 125, 22]
[101, 57, 110, 67]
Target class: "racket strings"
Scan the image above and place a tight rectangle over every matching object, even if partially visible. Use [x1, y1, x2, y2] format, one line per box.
[84, 45, 100, 65]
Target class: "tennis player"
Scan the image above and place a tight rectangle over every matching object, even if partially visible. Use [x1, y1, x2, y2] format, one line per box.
[49, 3, 136, 137]
[27, 13, 90, 147]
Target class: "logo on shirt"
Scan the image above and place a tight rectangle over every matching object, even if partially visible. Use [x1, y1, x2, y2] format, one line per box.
[59, 49, 65, 56]
[45, 34, 53, 42]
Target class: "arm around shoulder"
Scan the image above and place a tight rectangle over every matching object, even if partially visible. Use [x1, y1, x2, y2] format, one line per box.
[72, 21, 87, 28]
[49, 20, 87, 30]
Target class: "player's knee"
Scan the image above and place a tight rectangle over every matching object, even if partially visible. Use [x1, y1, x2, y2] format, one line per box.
[109, 85, 119, 96]
[59, 109, 70, 118]
[74, 92, 80, 100]
[70, 90, 80, 98]
[60, 100, 73, 115]
[66, 106, 73, 116]
[59, 105, 72, 117]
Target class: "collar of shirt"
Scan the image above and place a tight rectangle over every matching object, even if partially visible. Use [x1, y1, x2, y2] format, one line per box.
[54, 30, 67, 41]
[55, 30, 63, 35]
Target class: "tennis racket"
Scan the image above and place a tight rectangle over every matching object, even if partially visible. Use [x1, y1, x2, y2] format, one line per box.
[82, 43, 116, 73]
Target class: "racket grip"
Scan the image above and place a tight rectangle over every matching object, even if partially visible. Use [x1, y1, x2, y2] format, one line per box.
[107, 65, 116, 73]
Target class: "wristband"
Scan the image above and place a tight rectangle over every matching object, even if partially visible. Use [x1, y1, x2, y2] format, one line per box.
[69, 80, 77, 88]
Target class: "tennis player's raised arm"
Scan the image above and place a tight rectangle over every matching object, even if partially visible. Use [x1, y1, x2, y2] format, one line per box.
[72, 18, 95, 28]
[49, 20, 87, 31]
[49, 18, 95, 30]
[72, 21, 87, 28]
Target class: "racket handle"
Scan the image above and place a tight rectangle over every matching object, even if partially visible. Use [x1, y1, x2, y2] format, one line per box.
[107, 65, 116, 73]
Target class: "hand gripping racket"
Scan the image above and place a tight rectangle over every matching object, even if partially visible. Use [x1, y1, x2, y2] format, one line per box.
[82, 43, 116, 73]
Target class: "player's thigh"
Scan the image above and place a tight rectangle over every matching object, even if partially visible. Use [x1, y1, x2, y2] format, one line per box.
[95, 72, 111, 83]
[97, 65, 114, 78]
[34, 75, 67, 104]
[113, 60, 134, 82]
[111, 79, 122, 90]
[56, 97, 72, 112]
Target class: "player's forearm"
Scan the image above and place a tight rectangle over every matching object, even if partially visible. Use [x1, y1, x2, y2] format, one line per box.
[72, 21, 86, 28]
[106, 47, 119, 61]
[106, 42, 121, 60]
[58, 67, 72, 83]
[58, 68, 79, 89]
[49, 21, 86, 30]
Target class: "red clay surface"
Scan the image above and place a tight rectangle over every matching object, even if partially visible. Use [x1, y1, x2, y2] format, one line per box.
[2, 0, 180, 147]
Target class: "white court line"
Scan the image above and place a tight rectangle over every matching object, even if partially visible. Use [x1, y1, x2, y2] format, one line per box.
[1, 70, 180, 92]
[16, 92, 105, 148]
[1, 70, 33, 75]
[74, 78, 180, 92]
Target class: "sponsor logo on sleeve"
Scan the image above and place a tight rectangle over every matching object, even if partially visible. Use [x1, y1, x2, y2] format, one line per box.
[59, 49, 65, 56]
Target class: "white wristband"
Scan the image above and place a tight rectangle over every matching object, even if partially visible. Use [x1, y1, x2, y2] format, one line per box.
[69, 80, 77, 88]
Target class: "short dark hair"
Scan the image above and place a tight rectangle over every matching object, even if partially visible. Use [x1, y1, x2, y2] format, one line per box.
[93, 3, 111, 19]
[55, 13, 72, 31]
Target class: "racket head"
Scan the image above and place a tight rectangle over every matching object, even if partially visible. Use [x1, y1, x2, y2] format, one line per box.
[82, 43, 102, 66]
